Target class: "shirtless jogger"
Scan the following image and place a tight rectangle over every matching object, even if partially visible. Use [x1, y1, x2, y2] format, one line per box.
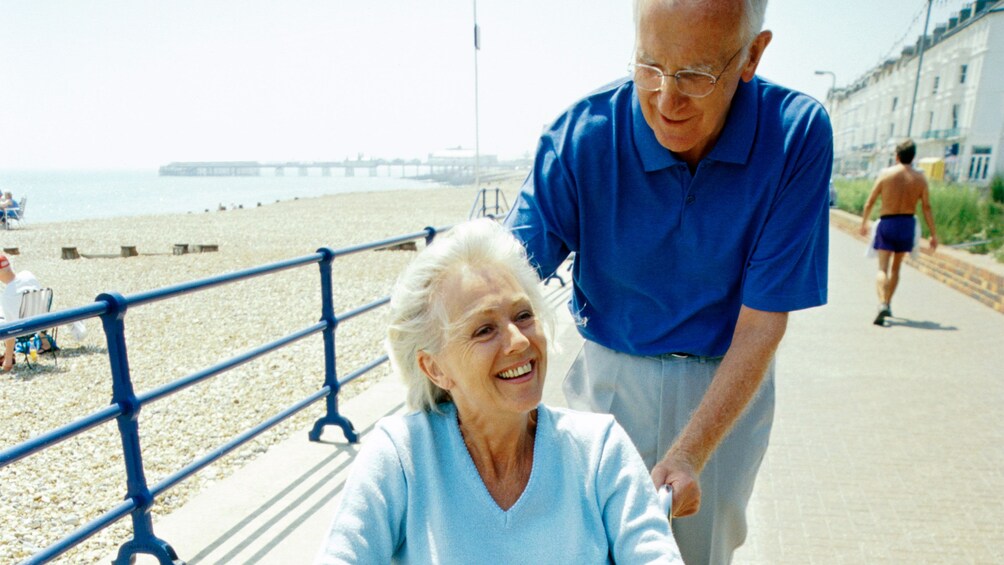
[859, 138, 938, 325]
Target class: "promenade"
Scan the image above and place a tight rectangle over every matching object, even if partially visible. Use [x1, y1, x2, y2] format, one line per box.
[132, 223, 1004, 564]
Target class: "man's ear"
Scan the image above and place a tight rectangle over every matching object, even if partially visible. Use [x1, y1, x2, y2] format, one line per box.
[740, 30, 772, 82]
[417, 350, 453, 390]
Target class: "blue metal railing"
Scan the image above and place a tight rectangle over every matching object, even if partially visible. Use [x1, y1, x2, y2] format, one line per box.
[467, 187, 510, 220]
[0, 225, 445, 565]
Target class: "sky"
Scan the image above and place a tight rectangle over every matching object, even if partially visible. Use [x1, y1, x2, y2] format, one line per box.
[0, 0, 970, 170]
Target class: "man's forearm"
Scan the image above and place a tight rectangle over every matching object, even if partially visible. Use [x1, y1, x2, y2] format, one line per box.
[860, 199, 876, 227]
[667, 307, 788, 472]
[923, 206, 937, 239]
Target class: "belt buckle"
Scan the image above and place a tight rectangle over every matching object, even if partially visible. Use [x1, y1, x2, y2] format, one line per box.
[669, 352, 691, 359]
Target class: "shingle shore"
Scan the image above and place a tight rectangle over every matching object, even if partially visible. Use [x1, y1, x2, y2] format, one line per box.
[0, 180, 522, 563]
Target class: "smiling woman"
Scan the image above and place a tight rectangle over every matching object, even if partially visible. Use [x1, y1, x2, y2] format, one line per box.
[315, 219, 682, 564]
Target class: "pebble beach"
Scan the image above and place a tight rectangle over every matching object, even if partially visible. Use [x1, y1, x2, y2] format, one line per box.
[0, 178, 522, 563]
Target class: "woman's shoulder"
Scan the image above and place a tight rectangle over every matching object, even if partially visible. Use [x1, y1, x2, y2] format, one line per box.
[372, 405, 456, 448]
[536, 406, 640, 479]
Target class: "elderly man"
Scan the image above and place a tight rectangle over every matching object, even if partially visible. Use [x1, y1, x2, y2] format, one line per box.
[0, 254, 42, 371]
[504, 0, 831, 563]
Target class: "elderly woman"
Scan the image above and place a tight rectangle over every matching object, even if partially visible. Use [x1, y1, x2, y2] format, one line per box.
[316, 219, 680, 564]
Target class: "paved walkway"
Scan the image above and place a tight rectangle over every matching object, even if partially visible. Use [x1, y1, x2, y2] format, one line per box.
[736, 226, 1004, 564]
[134, 225, 1004, 564]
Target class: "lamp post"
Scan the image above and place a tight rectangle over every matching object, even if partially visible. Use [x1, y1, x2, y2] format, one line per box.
[814, 70, 836, 100]
[814, 70, 837, 172]
[472, 0, 481, 189]
[907, 0, 933, 138]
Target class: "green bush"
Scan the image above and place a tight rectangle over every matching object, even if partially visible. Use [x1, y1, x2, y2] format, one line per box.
[832, 178, 873, 216]
[928, 184, 984, 243]
[991, 175, 1004, 204]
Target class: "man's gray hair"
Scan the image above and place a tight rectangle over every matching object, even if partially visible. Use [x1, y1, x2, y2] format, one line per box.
[385, 218, 553, 413]
[634, 0, 768, 45]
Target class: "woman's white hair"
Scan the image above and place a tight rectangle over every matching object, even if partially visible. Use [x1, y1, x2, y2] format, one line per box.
[633, 0, 767, 45]
[385, 219, 552, 413]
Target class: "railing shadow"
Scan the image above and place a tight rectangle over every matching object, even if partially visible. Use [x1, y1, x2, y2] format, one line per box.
[187, 401, 406, 564]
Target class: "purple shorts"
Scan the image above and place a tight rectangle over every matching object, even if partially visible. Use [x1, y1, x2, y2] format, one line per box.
[874, 214, 916, 253]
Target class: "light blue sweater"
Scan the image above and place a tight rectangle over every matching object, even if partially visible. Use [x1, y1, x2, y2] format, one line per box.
[315, 403, 681, 564]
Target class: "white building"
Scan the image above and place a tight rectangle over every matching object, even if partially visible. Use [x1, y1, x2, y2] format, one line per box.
[827, 0, 1004, 184]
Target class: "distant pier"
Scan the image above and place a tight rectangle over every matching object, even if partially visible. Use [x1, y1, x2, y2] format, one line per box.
[159, 160, 425, 178]
[157, 155, 527, 184]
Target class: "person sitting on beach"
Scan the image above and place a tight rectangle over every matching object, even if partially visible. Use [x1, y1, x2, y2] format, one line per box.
[315, 219, 681, 564]
[0, 254, 42, 371]
[0, 192, 18, 224]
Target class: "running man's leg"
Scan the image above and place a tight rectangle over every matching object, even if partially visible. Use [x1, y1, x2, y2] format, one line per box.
[886, 251, 907, 307]
[874, 250, 894, 324]
[876, 250, 893, 304]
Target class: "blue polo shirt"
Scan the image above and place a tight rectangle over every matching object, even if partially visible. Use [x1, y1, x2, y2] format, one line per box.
[505, 76, 831, 357]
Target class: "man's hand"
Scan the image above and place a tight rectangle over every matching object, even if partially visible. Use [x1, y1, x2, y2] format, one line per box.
[929, 235, 938, 251]
[858, 223, 869, 237]
[651, 307, 787, 519]
[652, 452, 701, 517]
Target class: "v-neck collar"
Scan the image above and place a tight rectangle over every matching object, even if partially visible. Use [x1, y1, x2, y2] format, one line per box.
[446, 403, 545, 519]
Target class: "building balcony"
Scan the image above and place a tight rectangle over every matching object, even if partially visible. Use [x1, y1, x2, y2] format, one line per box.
[920, 127, 964, 140]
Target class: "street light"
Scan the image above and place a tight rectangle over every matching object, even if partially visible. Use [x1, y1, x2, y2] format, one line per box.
[814, 70, 838, 173]
[814, 70, 836, 99]
[907, 0, 933, 138]
[472, 0, 481, 189]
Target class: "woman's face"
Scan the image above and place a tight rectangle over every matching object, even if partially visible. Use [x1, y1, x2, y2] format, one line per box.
[418, 265, 547, 421]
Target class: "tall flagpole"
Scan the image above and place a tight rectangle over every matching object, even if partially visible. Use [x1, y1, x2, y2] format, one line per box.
[473, 0, 481, 189]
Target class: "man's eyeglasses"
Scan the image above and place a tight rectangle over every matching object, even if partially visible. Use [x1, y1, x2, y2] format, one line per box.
[629, 45, 746, 98]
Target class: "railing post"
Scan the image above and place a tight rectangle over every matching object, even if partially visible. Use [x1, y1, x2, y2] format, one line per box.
[467, 188, 488, 219]
[308, 248, 358, 443]
[98, 292, 183, 565]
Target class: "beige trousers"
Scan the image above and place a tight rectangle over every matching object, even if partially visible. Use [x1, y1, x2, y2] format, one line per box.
[564, 340, 775, 565]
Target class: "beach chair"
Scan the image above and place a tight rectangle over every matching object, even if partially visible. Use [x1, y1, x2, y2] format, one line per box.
[14, 287, 59, 368]
[5, 196, 26, 230]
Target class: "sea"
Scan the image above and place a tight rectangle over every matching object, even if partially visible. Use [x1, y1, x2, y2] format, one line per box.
[0, 169, 447, 225]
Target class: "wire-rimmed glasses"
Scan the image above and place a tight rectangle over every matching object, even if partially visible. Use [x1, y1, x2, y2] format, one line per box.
[630, 45, 746, 98]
